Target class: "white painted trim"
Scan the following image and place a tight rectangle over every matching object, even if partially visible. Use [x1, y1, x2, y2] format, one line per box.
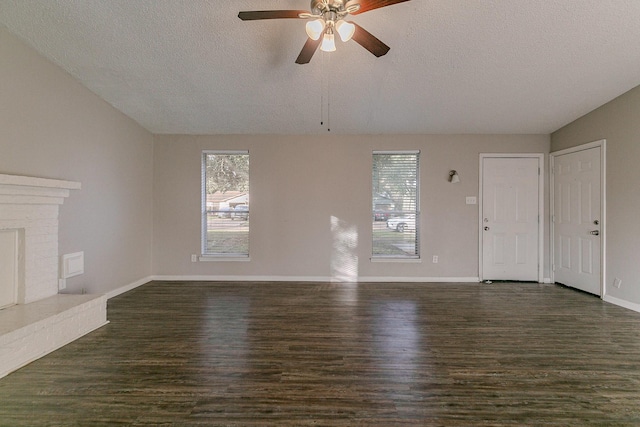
[202, 150, 249, 155]
[0, 173, 80, 190]
[105, 276, 154, 299]
[104, 275, 640, 317]
[549, 139, 606, 298]
[107, 275, 481, 300]
[359, 277, 480, 283]
[603, 295, 640, 314]
[550, 139, 605, 157]
[549, 155, 555, 284]
[602, 141, 607, 297]
[151, 275, 480, 284]
[153, 275, 334, 283]
[0, 174, 80, 206]
[373, 150, 420, 155]
[198, 256, 250, 262]
[478, 153, 545, 283]
[370, 257, 422, 263]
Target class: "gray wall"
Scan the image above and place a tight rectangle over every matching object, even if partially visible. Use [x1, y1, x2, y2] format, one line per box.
[153, 134, 550, 281]
[552, 84, 640, 306]
[1, 25, 553, 289]
[0, 27, 154, 295]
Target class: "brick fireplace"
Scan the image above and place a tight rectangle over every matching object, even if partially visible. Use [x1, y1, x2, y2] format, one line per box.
[0, 173, 107, 379]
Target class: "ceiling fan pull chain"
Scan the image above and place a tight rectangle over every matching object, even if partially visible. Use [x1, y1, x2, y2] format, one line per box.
[327, 52, 331, 132]
[320, 51, 325, 127]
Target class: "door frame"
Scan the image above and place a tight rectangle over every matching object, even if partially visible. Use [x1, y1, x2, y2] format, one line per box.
[478, 153, 545, 283]
[550, 139, 606, 297]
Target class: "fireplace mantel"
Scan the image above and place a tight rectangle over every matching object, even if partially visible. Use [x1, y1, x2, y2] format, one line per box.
[0, 173, 81, 206]
[0, 173, 80, 304]
[0, 173, 80, 188]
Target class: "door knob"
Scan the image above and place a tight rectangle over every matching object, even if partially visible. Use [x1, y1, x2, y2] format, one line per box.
[484, 226, 490, 231]
[590, 230, 600, 236]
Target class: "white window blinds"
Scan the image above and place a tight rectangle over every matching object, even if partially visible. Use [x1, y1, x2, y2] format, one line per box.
[372, 151, 420, 258]
[202, 151, 250, 257]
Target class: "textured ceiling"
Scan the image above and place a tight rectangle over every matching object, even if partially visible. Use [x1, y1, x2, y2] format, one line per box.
[2, 0, 640, 135]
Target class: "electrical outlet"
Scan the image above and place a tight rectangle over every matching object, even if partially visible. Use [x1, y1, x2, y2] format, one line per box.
[466, 196, 477, 205]
[191, 254, 198, 263]
[613, 278, 622, 289]
[432, 255, 438, 263]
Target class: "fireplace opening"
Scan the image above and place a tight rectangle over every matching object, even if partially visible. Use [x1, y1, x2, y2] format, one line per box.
[0, 229, 22, 310]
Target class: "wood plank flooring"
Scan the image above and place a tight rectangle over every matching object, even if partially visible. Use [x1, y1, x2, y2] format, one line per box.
[2, 281, 640, 425]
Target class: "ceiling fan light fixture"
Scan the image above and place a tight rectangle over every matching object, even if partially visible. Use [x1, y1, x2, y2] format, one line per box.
[305, 19, 326, 40]
[335, 20, 355, 42]
[320, 32, 337, 52]
[239, 0, 410, 64]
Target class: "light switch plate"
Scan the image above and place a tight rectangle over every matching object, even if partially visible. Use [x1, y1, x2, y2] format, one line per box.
[466, 197, 477, 205]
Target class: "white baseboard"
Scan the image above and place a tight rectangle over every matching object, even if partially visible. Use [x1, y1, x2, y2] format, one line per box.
[106, 275, 483, 300]
[151, 275, 333, 283]
[104, 275, 571, 301]
[101, 276, 640, 315]
[105, 276, 154, 300]
[603, 295, 640, 314]
[151, 275, 480, 284]
[358, 276, 480, 283]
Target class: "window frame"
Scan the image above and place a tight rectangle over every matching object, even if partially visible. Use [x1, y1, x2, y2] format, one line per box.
[371, 150, 421, 261]
[201, 150, 250, 260]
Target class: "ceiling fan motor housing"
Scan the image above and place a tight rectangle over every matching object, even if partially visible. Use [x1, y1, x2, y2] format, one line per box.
[310, 0, 348, 15]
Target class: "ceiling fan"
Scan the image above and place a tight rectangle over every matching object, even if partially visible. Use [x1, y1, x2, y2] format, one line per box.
[238, 0, 411, 64]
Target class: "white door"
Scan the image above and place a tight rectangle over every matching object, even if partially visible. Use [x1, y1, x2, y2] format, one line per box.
[0, 230, 18, 309]
[552, 146, 602, 295]
[481, 157, 540, 281]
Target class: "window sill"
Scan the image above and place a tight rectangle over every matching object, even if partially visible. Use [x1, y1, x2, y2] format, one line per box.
[370, 257, 422, 263]
[198, 256, 250, 262]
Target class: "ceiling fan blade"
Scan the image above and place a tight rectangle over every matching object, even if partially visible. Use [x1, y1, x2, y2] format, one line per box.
[295, 37, 323, 64]
[347, 0, 410, 15]
[351, 23, 390, 57]
[238, 10, 308, 21]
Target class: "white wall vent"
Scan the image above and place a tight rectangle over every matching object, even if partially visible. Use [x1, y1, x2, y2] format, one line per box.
[61, 252, 84, 279]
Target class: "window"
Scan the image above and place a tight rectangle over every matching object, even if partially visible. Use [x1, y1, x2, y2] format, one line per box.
[372, 151, 420, 259]
[202, 151, 249, 257]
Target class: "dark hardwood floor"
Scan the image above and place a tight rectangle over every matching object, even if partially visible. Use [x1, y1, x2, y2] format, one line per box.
[2, 281, 640, 426]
